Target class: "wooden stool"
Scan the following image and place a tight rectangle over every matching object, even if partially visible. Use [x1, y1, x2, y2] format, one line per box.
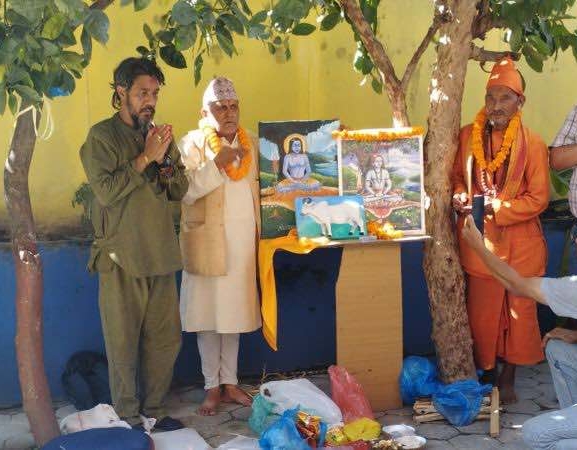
[412, 387, 500, 437]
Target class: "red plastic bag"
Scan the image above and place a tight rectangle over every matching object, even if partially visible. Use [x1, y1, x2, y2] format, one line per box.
[328, 365, 374, 423]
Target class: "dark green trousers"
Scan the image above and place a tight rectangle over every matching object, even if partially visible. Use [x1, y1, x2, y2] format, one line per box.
[98, 264, 181, 424]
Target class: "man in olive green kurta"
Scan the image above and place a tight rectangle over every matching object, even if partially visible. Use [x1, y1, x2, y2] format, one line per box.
[80, 58, 188, 430]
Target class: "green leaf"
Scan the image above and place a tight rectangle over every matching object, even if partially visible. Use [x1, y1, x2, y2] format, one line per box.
[61, 51, 85, 74]
[360, 0, 377, 28]
[143, 24, 155, 44]
[248, 23, 267, 39]
[193, 54, 203, 85]
[85, 10, 110, 44]
[54, 0, 85, 24]
[353, 48, 373, 74]
[81, 28, 92, 64]
[175, 25, 197, 51]
[371, 77, 382, 94]
[57, 25, 78, 47]
[508, 27, 524, 52]
[273, 0, 309, 21]
[216, 23, 236, 57]
[285, 46, 291, 60]
[7, 0, 48, 23]
[8, 93, 18, 115]
[136, 46, 150, 56]
[13, 84, 42, 103]
[292, 23, 316, 35]
[238, 0, 253, 15]
[159, 45, 187, 68]
[250, 10, 269, 24]
[267, 43, 276, 54]
[522, 45, 545, 72]
[59, 70, 76, 94]
[5, 9, 32, 27]
[157, 29, 175, 45]
[120, 0, 132, 5]
[172, 0, 198, 26]
[54, 0, 85, 16]
[25, 36, 42, 51]
[320, 12, 341, 31]
[134, 0, 152, 11]
[220, 14, 245, 35]
[6, 67, 32, 85]
[41, 14, 67, 40]
[0, 83, 6, 115]
[41, 39, 61, 57]
[529, 34, 552, 56]
[0, 38, 21, 65]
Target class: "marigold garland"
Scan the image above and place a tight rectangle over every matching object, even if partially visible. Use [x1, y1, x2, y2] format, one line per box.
[367, 221, 404, 240]
[332, 126, 425, 141]
[471, 109, 520, 173]
[200, 119, 252, 181]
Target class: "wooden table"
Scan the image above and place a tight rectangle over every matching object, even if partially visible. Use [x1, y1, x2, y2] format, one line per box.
[330, 236, 429, 411]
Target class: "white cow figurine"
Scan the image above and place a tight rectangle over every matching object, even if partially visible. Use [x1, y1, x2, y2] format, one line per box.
[300, 198, 365, 237]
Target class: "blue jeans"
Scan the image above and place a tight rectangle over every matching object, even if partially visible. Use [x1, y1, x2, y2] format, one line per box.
[523, 340, 577, 449]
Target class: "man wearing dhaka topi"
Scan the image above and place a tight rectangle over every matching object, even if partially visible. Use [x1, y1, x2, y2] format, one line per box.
[452, 57, 549, 403]
[178, 77, 262, 416]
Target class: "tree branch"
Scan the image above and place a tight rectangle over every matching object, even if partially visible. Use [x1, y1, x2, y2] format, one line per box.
[339, 0, 400, 88]
[469, 44, 520, 63]
[339, 0, 411, 126]
[401, 7, 451, 91]
[471, 0, 506, 39]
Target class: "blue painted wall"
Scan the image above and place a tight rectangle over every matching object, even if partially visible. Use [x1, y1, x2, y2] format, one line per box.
[0, 223, 573, 406]
[0, 242, 105, 408]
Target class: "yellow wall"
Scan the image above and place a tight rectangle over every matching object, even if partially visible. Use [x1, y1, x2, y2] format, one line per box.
[1, 1, 575, 235]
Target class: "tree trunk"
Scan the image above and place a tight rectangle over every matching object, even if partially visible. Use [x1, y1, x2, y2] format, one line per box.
[386, 83, 410, 127]
[422, 0, 478, 382]
[4, 104, 60, 445]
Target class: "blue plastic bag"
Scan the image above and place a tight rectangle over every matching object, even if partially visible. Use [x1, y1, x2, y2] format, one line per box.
[259, 409, 311, 450]
[399, 356, 439, 404]
[249, 394, 280, 435]
[432, 380, 492, 426]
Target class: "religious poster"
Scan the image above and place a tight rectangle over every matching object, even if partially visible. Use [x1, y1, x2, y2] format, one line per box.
[295, 195, 366, 240]
[337, 128, 426, 235]
[258, 120, 340, 238]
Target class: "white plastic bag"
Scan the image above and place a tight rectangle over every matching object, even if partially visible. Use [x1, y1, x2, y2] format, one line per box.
[152, 428, 212, 450]
[216, 436, 261, 449]
[60, 403, 131, 434]
[260, 378, 343, 425]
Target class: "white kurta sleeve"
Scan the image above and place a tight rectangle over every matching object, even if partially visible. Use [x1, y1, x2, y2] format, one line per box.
[178, 131, 226, 205]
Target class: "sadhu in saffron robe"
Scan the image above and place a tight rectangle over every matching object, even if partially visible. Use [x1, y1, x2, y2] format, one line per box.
[452, 122, 550, 370]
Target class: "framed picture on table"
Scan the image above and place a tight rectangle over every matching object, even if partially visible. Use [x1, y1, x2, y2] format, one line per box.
[337, 128, 426, 235]
[295, 195, 367, 240]
[258, 119, 341, 238]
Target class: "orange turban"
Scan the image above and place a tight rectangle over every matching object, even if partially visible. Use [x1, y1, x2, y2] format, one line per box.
[486, 57, 524, 95]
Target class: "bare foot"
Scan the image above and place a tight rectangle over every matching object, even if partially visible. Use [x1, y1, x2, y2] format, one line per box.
[498, 362, 518, 404]
[221, 384, 253, 407]
[197, 387, 220, 416]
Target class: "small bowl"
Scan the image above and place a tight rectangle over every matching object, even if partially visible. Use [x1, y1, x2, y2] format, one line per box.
[382, 424, 416, 438]
[395, 435, 427, 449]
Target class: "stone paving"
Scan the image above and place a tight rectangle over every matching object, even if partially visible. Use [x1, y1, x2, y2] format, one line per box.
[0, 362, 559, 449]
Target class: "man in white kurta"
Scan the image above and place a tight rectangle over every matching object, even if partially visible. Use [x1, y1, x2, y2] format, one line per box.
[178, 77, 261, 416]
